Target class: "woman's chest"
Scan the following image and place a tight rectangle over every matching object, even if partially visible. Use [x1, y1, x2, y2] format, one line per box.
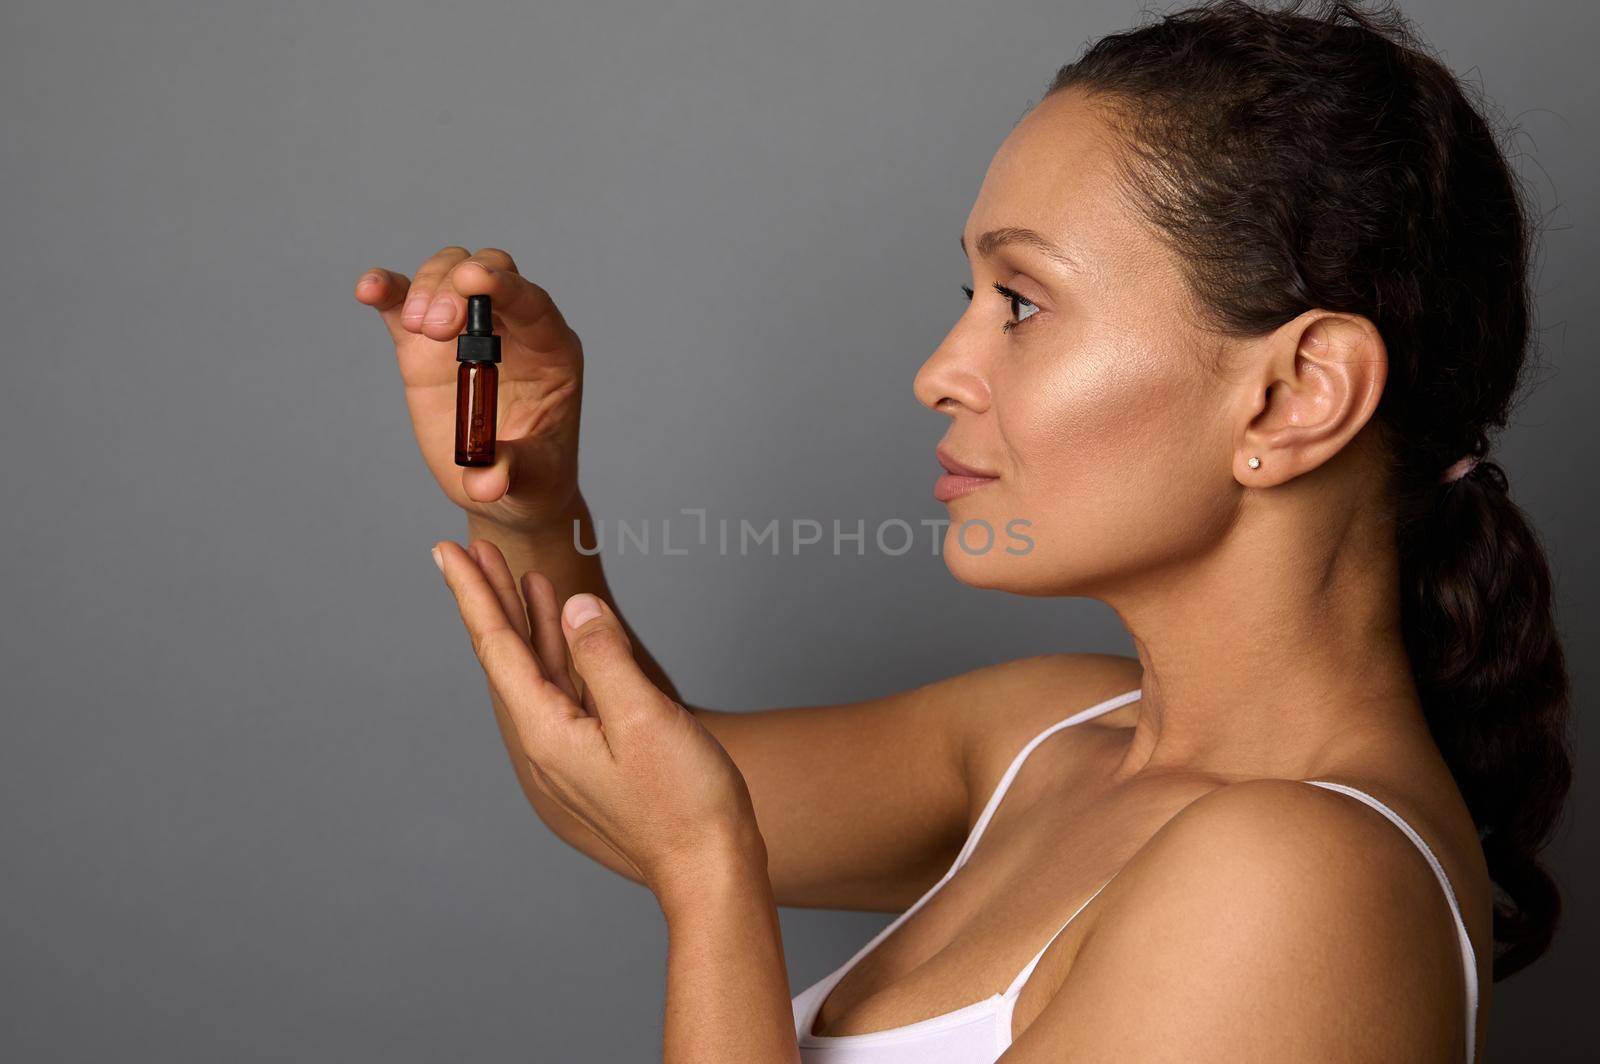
[809, 777, 1182, 1041]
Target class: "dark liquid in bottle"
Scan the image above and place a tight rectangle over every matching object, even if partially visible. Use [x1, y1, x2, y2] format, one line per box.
[454, 360, 498, 466]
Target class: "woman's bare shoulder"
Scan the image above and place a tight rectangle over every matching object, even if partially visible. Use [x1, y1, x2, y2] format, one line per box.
[1010, 777, 1475, 1062]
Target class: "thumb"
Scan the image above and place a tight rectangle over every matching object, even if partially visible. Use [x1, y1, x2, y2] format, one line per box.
[560, 593, 666, 737]
[460, 433, 566, 506]
[461, 446, 513, 503]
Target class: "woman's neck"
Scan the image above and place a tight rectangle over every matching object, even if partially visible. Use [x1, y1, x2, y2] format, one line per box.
[1103, 490, 1434, 785]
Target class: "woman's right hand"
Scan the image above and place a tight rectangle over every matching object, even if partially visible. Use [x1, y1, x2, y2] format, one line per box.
[354, 246, 584, 533]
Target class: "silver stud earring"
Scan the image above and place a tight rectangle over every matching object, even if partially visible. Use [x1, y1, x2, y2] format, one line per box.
[1247, 456, 1261, 469]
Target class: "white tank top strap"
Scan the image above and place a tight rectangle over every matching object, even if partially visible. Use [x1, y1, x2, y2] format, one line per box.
[951, 687, 1143, 873]
[1300, 779, 1480, 1064]
[1001, 872, 1119, 999]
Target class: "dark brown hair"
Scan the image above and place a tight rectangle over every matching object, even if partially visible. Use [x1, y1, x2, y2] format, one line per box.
[1044, 0, 1571, 979]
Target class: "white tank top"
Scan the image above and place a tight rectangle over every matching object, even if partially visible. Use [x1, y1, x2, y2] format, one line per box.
[790, 687, 1481, 1063]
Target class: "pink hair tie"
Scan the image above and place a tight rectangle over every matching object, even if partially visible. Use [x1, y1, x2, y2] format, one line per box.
[1440, 454, 1480, 484]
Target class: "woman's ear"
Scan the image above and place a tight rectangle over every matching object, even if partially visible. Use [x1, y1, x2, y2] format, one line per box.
[1232, 310, 1387, 487]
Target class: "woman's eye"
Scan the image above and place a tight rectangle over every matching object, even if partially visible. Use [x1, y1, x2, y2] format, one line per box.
[992, 281, 1038, 333]
[959, 282, 1038, 333]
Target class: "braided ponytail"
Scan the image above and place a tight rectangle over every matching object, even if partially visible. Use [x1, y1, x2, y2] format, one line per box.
[1046, 0, 1573, 978]
[1398, 449, 1571, 977]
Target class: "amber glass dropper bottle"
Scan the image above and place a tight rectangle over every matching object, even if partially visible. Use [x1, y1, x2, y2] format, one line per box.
[454, 294, 501, 467]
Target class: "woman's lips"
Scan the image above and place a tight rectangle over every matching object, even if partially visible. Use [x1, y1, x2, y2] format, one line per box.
[934, 472, 999, 502]
[934, 446, 999, 502]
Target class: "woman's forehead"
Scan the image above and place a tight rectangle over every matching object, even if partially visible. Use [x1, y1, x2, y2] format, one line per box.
[964, 93, 1201, 318]
[965, 97, 1146, 275]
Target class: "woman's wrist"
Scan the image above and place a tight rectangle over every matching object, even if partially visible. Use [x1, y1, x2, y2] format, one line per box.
[462, 490, 688, 705]
[657, 826, 795, 1064]
[465, 492, 590, 549]
[654, 823, 771, 925]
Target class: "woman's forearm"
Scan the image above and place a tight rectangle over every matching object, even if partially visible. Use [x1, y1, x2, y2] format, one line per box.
[659, 832, 799, 1064]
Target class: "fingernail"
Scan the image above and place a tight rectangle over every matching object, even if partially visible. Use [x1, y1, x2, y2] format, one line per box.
[424, 298, 453, 325]
[564, 593, 602, 628]
[360, 271, 382, 287]
[430, 546, 444, 572]
[403, 294, 428, 322]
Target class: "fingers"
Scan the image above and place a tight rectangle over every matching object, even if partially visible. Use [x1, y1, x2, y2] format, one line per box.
[412, 248, 517, 340]
[400, 245, 577, 352]
[353, 267, 413, 346]
[466, 540, 532, 644]
[432, 540, 584, 748]
[450, 258, 574, 353]
[560, 593, 666, 737]
[523, 571, 582, 705]
[400, 245, 473, 334]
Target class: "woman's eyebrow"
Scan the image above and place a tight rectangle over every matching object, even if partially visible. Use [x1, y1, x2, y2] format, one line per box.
[959, 226, 1081, 272]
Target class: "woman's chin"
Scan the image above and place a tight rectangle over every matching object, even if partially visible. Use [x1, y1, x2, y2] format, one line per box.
[941, 535, 1023, 591]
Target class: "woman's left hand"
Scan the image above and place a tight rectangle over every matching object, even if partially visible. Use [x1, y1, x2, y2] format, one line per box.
[429, 538, 764, 905]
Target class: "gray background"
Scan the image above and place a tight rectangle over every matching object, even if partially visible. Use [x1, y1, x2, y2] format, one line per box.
[1, 0, 1591, 1059]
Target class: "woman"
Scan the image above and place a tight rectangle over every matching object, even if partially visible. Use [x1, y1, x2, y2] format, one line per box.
[353, 1, 1571, 1060]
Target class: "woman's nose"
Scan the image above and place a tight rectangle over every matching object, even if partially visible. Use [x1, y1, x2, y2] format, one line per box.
[913, 333, 991, 416]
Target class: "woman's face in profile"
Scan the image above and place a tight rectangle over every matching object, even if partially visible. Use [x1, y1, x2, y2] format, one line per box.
[915, 88, 1244, 597]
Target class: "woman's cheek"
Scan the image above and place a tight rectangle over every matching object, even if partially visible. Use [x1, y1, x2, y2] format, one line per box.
[1003, 325, 1211, 526]
[1005, 334, 1145, 493]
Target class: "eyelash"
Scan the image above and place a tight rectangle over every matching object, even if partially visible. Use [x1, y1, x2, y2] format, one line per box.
[960, 281, 1036, 333]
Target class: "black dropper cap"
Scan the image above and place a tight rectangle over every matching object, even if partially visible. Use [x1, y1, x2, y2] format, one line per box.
[456, 294, 502, 363]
